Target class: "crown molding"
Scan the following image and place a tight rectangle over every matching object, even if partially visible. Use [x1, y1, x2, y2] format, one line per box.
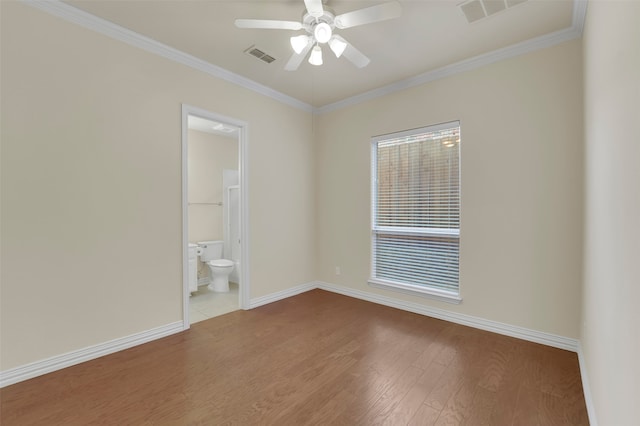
[573, 0, 588, 34]
[23, 0, 314, 113]
[316, 0, 588, 114]
[23, 0, 587, 116]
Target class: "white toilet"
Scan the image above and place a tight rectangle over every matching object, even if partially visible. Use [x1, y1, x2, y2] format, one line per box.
[197, 240, 234, 292]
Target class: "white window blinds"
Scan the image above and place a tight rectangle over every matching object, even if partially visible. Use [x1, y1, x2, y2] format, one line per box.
[371, 121, 461, 298]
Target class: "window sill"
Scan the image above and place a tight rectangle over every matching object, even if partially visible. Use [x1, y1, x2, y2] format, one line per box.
[368, 279, 462, 305]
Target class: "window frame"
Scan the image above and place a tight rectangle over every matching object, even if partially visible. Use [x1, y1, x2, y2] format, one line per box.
[369, 121, 462, 304]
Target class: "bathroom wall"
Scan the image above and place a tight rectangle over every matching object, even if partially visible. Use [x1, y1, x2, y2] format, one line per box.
[187, 129, 238, 244]
[315, 39, 584, 339]
[1, 2, 316, 371]
[581, 1, 640, 423]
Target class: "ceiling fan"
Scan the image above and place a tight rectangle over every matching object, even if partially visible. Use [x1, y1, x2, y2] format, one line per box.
[235, 0, 402, 71]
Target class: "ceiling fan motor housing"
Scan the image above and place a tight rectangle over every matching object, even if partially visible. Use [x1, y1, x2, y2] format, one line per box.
[302, 10, 336, 44]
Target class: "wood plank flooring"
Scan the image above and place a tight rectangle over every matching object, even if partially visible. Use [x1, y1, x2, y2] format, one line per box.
[0, 290, 589, 425]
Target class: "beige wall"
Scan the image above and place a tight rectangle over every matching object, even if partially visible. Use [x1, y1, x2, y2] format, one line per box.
[582, 1, 640, 424]
[187, 129, 238, 244]
[0, 3, 315, 370]
[2, 0, 610, 385]
[315, 40, 584, 338]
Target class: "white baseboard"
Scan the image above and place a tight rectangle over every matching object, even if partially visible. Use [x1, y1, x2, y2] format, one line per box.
[198, 277, 210, 286]
[577, 341, 598, 426]
[319, 281, 595, 422]
[0, 321, 183, 388]
[316, 281, 579, 352]
[249, 281, 317, 309]
[1, 281, 584, 390]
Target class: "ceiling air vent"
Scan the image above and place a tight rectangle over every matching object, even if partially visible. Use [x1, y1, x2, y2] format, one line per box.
[459, 0, 527, 23]
[244, 45, 276, 64]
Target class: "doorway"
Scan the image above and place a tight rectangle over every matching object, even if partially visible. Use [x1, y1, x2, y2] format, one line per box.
[181, 104, 249, 328]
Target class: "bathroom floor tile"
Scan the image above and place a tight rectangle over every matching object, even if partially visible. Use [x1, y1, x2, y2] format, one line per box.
[198, 304, 239, 318]
[189, 282, 239, 324]
[189, 310, 209, 324]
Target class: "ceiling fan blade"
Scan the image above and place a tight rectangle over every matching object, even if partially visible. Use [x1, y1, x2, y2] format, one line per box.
[334, 1, 402, 29]
[235, 19, 302, 30]
[284, 41, 313, 71]
[334, 35, 370, 68]
[304, 0, 324, 18]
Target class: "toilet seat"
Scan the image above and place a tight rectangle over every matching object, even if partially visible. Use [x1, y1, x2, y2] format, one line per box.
[208, 259, 234, 268]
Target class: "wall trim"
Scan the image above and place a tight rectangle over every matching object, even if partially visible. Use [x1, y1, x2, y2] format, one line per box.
[1, 283, 587, 390]
[316, 25, 585, 114]
[577, 341, 599, 426]
[316, 0, 587, 114]
[24, 0, 587, 115]
[0, 321, 183, 388]
[23, 0, 313, 113]
[316, 281, 579, 352]
[249, 281, 317, 309]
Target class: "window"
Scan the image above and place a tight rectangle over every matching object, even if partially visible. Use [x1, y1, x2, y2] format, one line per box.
[369, 121, 461, 303]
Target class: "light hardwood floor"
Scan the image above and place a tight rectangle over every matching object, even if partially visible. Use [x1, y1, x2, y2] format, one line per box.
[0, 290, 589, 425]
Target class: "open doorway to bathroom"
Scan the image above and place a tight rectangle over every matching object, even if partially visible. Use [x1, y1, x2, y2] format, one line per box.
[181, 105, 249, 327]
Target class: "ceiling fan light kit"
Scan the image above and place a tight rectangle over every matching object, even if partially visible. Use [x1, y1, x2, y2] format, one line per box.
[313, 22, 332, 44]
[235, 0, 402, 71]
[309, 45, 323, 66]
[290, 34, 311, 54]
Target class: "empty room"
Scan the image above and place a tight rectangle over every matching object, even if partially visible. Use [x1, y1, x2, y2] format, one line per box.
[1, 0, 638, 424]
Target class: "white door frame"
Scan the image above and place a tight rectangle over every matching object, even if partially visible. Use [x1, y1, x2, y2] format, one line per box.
[181, 104, 250, 329]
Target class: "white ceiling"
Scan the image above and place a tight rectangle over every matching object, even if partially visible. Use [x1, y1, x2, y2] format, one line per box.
[188, 115, 239, 138]
[62, 0, 578, 108]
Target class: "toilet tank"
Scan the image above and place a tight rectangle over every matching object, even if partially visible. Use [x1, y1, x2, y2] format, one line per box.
[197, 240, 223, 262]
